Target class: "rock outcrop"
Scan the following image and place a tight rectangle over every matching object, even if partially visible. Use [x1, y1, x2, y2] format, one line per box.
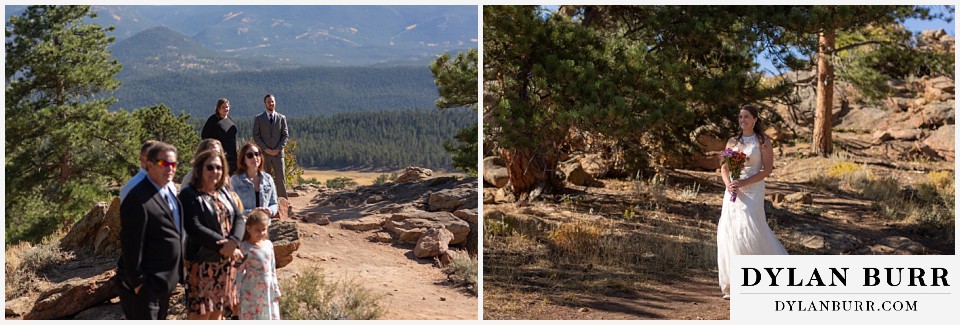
[414, 227, 454, 258]
[428, 188, 477, 212]
[314, 174, 479, 258]
[61, 198, 122, 256]
[24, 270, 118, 320]
[396, 166, 433, 183]
[923, 124, 954, 161]
[269, 221, 301, 269]
[483, 156, 509, 188]
[384, 211, 470, 246]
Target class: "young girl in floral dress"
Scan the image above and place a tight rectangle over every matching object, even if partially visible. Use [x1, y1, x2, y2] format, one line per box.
[235, 210, 281, 319]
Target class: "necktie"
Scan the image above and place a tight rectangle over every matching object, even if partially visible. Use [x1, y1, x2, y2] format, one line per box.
[164, 189, 181, 234]
[269, 113, 274, 124]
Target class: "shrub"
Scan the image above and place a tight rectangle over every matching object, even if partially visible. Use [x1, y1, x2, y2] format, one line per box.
[326, 177, 358, 189]
[857, 176, 900, 201]
[926, 171, 954, 195]
[297, 175, 322, 185]
[810, 172, 840, 191]
[549, 222, 605, 259]
[484, 218, 513, 238]
[443, 254, 478, 295]
[373, 174, 391, 185]
[5, 235, 73, 300]
[828, 161, 862, 178]
[279, 267, 383, 320]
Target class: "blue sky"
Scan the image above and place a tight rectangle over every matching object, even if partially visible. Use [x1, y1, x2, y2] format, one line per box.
[539, 5, 955, 75]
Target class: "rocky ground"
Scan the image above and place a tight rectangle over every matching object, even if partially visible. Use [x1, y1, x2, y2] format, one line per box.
[482, 62, 955, 319]
[483, 131, 954, 320]
[5, 167, 479, 320]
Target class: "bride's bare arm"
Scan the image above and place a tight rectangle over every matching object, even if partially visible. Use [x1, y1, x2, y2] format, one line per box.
[739, 139, 775, 187]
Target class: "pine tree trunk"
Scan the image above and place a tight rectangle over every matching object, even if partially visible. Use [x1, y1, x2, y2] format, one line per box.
[502, 148, 552, 199]
[813, 28, 836, 157]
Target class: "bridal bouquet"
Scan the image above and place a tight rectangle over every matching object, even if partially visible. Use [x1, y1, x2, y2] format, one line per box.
[720, 148, 748, 202]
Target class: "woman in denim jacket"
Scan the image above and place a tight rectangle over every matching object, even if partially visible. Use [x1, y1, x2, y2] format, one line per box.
[230, 142, 279, 216]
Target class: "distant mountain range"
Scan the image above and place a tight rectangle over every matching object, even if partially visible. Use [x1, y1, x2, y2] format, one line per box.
[5, 5, 478, 118]
[7, 5, 478, 70]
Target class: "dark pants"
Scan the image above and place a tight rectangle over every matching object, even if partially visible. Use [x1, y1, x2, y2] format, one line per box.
[118, 280, 171, 320]
[263, 152, 287, 198]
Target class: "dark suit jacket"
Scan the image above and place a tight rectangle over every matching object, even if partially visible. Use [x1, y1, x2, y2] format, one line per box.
[253, 111, 288, 157]
[117, 178, 183, 295]
[179, 186, 245, 263]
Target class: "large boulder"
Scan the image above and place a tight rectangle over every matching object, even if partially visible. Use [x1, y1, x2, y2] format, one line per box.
[453, 208, 478, 256]
[918, 29, 956, 54]
[786, 224, 863, 254]
[784, 192, 813, 205]
[494, 187, 516, 203]
[923, 76, 955, 101]
[61, 198, 123, 256]
[428, 188, 476, 212]
[835, 106, 891, 131]
[269, 221, 300, 269]
[24, 270, 118, 320]
[383, 211, 470, 246]
[483, 156, 510, 188]
[924, 124, 955, 161]
[579, 153, 611, 179]
[274, 197, 290, 221]
[918, 100, 954, 128]
[483, 188, 496, 204]
[452, 208, 478, 225]
[414, 227, 454, 259]
[559, 160, 593, 186]
[396, 166, 433, 183]
[888, 129, 925, 141]
[859, 236, 927, 255]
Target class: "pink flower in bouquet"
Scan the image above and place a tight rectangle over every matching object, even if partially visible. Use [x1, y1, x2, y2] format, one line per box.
[720, 148, 748, 202]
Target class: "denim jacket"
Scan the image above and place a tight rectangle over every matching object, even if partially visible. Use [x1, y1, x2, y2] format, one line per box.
[229, 171, 279, 216]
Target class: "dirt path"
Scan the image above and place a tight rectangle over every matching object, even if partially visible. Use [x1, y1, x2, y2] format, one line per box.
[282, 188, 478, 320]
[484, 269, 729, 320]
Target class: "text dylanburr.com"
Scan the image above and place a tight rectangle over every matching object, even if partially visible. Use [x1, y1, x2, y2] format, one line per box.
[731, 255, 957, 322]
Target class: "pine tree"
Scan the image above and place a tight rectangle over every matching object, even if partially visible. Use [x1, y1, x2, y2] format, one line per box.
[5, 5, 139, 243]
[431, 48, 478, 175]
[132, 104, 201, 182]
[749, 5, 947, 156]
[485, 6, 787, 196]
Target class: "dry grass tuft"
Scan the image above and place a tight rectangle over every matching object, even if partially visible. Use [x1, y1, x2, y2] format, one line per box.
[279, 266, 384, 320]
[5, 232, 73, 300]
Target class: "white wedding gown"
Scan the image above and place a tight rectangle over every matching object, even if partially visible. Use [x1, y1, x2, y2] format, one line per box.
[717, 135, 788, 296]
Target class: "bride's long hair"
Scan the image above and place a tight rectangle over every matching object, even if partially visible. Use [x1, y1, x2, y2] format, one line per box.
[738, 105, 766, 145]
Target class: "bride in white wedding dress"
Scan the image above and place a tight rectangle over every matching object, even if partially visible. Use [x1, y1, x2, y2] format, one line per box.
[717, 105, 788, 299]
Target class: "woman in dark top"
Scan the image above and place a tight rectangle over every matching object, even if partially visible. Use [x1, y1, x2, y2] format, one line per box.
[201, 98, 238, 175]
[179, 149, 245, 319]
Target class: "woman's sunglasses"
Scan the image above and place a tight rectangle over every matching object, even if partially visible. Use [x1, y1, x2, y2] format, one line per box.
[205, 164, 223, 172]
[155, 160, 178, 168]
[246, 151, 261, 159]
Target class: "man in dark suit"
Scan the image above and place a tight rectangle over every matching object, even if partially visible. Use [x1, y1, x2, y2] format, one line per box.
[117, 142, 183, 320]
[253, 94, 289, 198]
